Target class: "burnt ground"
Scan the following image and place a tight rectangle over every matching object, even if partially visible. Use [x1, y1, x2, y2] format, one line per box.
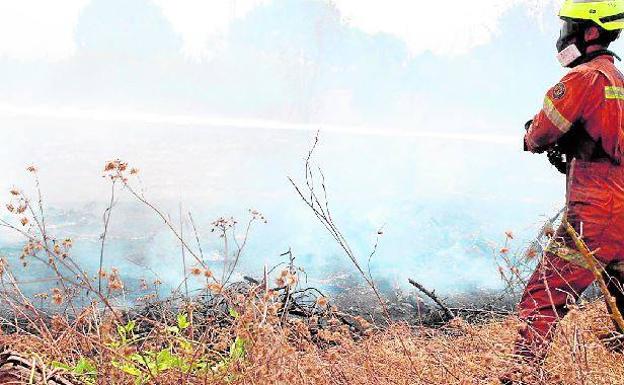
[319, 273, 518, 327]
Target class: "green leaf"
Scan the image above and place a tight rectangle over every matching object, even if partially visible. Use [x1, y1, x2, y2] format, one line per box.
[229, 337, 246, 361]
[177, 313, 191, 329]
[74, 358, 97, 375]
[228, 308, 240, 319]
[192, 361, 208, 371]
[112, 361, 142, 376]
[156, 349, 177, 371]
[125, 320, 136, 333]
[50, 361, 72, 371]
[117, 325, 127, 341]
[179, 338, 192, 352]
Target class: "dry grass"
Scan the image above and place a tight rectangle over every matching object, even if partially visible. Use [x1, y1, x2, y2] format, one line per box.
[2, 158, 624, 384]
[1, 297, 624, 384]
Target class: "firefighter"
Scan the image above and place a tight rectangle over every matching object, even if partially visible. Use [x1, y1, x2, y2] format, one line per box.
[503, 0, 624, 383]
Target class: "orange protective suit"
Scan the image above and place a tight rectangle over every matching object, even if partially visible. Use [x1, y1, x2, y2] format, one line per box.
[520, 54, 624, 358]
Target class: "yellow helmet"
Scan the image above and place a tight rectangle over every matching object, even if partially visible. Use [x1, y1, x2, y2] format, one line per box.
[559, 0, 624, 31]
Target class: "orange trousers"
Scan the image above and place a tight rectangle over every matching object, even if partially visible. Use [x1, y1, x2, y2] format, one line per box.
[516, 159, 624, 358]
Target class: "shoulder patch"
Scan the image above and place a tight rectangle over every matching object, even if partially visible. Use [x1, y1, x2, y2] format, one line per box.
[552, 82, 566, 100]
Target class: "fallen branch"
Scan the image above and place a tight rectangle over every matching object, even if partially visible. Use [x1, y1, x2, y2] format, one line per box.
[408, 278, 455, 320]
[0, 348, 78, 385]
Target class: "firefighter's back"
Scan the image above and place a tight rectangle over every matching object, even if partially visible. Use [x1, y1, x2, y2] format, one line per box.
[566, 56, 624, 264]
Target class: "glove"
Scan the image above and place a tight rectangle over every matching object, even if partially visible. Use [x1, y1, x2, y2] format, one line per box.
[546, 146, 567, 174]
[523, 120, 532, 152]
[523, 119, 545, 153]
[524, 118, 566, 173]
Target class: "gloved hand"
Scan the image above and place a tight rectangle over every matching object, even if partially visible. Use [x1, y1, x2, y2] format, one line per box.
[523, 120, 531, 151]
[547, 146, 567, 174]
[523, 119, 541, 153]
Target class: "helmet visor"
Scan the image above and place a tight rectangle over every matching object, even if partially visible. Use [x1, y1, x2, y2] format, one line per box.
[557, 19, 584, 52]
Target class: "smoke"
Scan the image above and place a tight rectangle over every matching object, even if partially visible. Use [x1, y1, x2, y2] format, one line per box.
[1, 118, 563, 295]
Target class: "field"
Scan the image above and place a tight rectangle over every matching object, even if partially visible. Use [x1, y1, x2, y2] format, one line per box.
[1, 158, 623, 385]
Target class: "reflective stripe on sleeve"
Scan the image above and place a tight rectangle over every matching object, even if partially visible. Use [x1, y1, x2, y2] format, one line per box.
[605, 86, 624, 100]
[543, 96, 572, 133]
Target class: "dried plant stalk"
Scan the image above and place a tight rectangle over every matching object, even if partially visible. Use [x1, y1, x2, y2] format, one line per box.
[563, 219, 624, 333]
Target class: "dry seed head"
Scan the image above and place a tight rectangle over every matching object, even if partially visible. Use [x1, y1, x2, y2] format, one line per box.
[137, 293, 157, 302]
[203, 269, 213, 278]
[249, 209, 267, 222]
[26, 165, 37, 173]
[9, 189, 19, 196]
[499, 247, 509, 254]
[525, 247, 538, 259]
[104, 161, 117, 172]
[505, 230, 514, 239]
[211, 216, 237, 232]
[5, 204, 14, 213]
[190, 267, 202, 276]
[207, 283, 223, 294]
[130, 168, 139, 175]
[316, 296, 329, 307]
[108, 277, 124, 291]
[51, 287, 63, 305]
[62, 238, 72, 248]
[52, 293, 63, 305]
[16, 205, 26, 214]
[50, 315, 65, 331]
[20, 217, 29, 226]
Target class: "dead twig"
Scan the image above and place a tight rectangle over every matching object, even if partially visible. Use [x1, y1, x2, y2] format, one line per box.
[99, 179, 117, 293]
[407, 278, 455, 320]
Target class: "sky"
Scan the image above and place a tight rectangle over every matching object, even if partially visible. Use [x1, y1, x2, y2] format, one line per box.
[1, 0, 611, 294]
[0, 0, 570, 131]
